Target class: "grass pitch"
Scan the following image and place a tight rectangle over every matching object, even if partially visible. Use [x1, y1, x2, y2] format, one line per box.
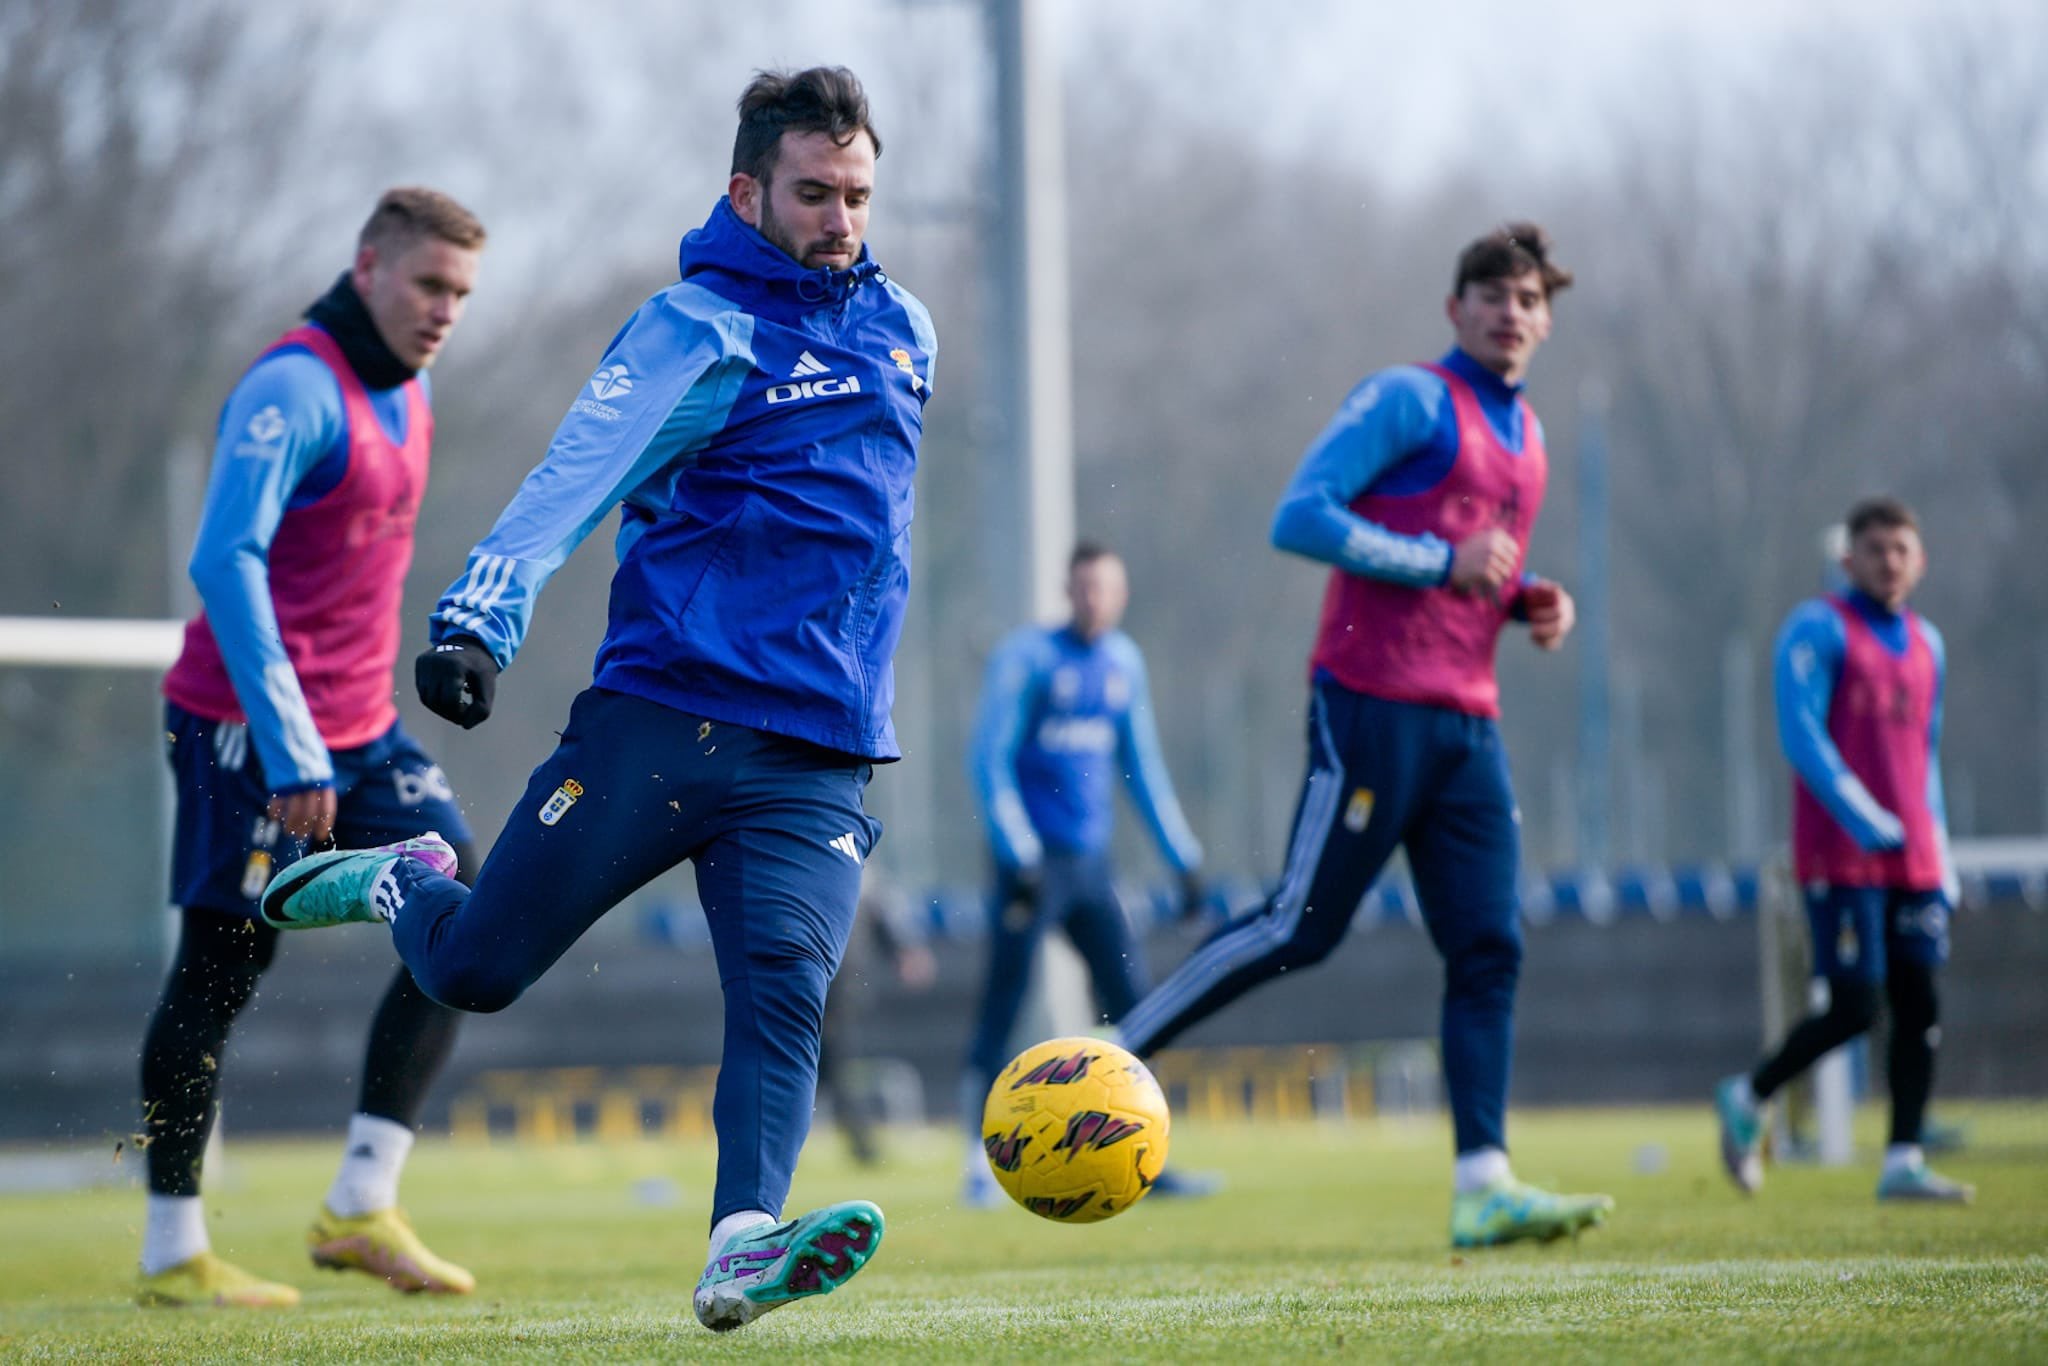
[1, 1103, 2043, 1362]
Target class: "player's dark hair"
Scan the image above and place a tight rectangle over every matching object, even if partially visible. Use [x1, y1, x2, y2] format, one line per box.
[1069, 541, 1116, 572]
[359, 187, 486, 253]
[732, 67, 881, 187]
[1454, 221, 1572, 300]
[1846, 495, 1918, 540]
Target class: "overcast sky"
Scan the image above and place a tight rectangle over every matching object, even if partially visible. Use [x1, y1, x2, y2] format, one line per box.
[1060, 0, 1990, 191]
[115, 0, 2031, 315]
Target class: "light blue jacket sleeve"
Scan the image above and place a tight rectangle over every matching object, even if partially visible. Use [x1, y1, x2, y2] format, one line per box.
[1109, 635, 1203, 874]
[188, 351, 346, 790]
[431, 287, 755, 665]
[968, 629, 1047, 871]
[1773, 600, 1906, 852]
[1269, 367, 1454, 587]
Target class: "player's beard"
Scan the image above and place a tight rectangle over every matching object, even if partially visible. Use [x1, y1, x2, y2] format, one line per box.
[758, 194, 850, 272]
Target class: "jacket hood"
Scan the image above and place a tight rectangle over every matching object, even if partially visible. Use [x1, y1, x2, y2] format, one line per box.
[678, 197, 882, 315]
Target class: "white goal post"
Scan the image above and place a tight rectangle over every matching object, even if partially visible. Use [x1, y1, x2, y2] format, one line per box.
[0, 616, 185, 671]
[0, 614, 224, 1173]
[0, 613, 188, 932]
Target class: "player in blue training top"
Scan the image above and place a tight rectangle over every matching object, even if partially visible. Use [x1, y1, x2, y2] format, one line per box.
[958, 543, 1209, 1206]
[1716, 496, 1971, 1203]
[141, 188, 485, 1307]
[1111, 223, 1613, 1249]
[260, 68, 931, 1334]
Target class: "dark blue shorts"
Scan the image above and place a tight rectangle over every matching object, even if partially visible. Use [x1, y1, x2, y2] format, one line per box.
[165, 701, 472, 918]
[1804, 884, 1950, 983]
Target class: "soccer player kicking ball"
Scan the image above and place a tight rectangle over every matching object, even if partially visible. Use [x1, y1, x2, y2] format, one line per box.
[1111, 223, 1614, 1249]
[142, 189, 486, 1307]
[1716, 497, 1972, 1204]
[262, 68, 932, 1332]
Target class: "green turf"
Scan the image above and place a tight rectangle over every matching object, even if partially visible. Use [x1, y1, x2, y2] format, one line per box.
[2, 1104, 2043, 1362]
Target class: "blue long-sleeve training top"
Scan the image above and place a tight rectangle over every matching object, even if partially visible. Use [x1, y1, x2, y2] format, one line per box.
[968, 624, 1203, 874]
[1269, 346, 1538, 587]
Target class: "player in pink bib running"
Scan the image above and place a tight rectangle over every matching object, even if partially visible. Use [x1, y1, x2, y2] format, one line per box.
[1112, 223, 1612, 1247]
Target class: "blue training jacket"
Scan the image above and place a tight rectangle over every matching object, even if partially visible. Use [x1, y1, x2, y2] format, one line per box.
[430, 199, 937, 759]
[968, 624, 1203, 874]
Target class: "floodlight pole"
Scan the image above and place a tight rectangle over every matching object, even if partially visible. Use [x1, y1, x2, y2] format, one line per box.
[988, 0, 1090, 1044]
[990, 0, 1075, 623]
[1576, 380, 1612, 871]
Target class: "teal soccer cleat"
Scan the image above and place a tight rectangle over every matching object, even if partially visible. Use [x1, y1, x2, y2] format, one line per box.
[692, 1200, 884, 1332]
[1148, 1167, 1223, 1200]
[1450, 1177, 1614, 1248]
[1876, 1161, 1975, 1204]
[961, 1164, 1004, 1210]
[1715, 1074, 1765, 1194]
[259, 833, 457, 930]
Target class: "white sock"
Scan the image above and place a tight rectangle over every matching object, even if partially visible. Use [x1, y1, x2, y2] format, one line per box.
[141, 1194, 209, 1275]
[325, 1113, 415, 1217]
[1883, 1143, 1924, 1176]
[1454, 1146, 1512, 1194]
[708, 1209, 775, 1262]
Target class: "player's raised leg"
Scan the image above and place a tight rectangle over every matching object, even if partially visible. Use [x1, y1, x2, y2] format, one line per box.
[259, 832, 459, 930]
[269, 690, 708, 1013]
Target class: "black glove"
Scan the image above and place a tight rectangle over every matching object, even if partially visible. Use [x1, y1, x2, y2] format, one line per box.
[999, 863, 1042, 931]
[1177, 869, 1211, 922]
[1009, 863, 1043, 905]
[414, 636, 499, 729]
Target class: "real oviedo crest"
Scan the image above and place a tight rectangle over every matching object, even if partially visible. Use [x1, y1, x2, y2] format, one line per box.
[538, 779, 585, 826]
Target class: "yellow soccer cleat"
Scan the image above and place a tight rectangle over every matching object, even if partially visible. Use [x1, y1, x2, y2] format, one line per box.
[136, 1251, 301, 1308]
[308, 1205, 476, 1294]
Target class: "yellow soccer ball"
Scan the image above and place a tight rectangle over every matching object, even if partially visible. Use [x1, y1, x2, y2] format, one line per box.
[981, 1036, 1170, 1224]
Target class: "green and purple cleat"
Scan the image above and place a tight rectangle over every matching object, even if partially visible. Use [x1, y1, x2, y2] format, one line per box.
[692, 1200, 884, 1331]
[1876, 1160, 1974, 1204]
[259, 833, 457, 930]
[1451, 1177, 1614, 1248]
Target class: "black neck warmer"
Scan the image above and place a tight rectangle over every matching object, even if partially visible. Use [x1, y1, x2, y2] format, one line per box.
[303, 273, 416, 390]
